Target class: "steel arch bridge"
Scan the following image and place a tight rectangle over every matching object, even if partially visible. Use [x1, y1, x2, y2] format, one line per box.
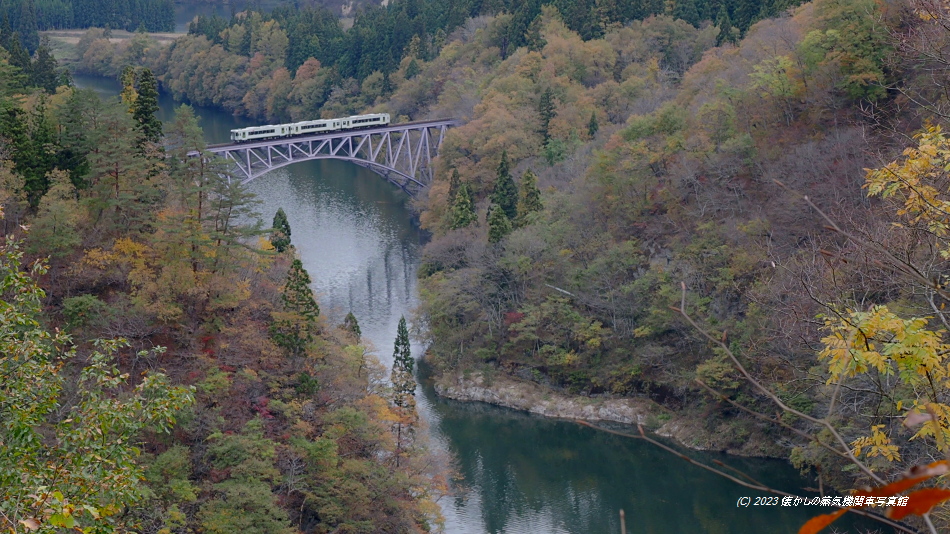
[195, 118, 460, 196]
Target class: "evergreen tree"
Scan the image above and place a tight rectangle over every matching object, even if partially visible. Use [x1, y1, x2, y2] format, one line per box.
[587, 111, 599, 139]
[271, 207, 291, 252]
[119, 66, 137, 112]
[451, 183, 477, 229]
[17, 0, 38, 53]
[29, 39, 58, 93]
[525, 14, 546, 52]
[492, 150, 517, 220]
[716, 6, 738, 46]
[343, 311, 361, 341]
[673, 0, 700, 27]
[515, 169, 542, 227]
[282, 259, 319, 320]
[131, 68, 162, 147]
[538, 87, 556, 146]
[391, 315, 415, 408]
[448, 167, 460, 200]
[270, 259, 319, 358]
[6, 33, 31, 78]
[487, 204, 512, 243]
[405, 58, 420, 79]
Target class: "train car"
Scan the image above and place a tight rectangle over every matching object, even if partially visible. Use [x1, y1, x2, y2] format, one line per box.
[230, 113, 391, 142]
[292, 119, 342, 136]
[341, 113, 390, 130]
[230, 124, 292, 142]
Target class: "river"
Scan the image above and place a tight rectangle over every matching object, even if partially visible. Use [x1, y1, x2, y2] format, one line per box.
[73, 73, 877, 534]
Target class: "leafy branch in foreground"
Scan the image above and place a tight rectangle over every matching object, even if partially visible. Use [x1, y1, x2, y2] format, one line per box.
[0, 234, 195, 533]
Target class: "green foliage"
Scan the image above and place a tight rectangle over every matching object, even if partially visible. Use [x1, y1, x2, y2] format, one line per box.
[270, 207, 292, 252]
[342, 311, 361, 341]
[297, 371, 320, 395]
[271, 259, 320, 358]
[515, 169, 542, 227]
[487, 204, 512, 243]
[695, 351, 741, 392]
[538, 87, 557, 145]
[131, 67, 162, 147]
[587, 111, 598, 138]
[61, 293, 108, 331]
[799, 0, 891, 100]
[0, 241, 194, 532]
[451, 182, 477, 229]
[391, 315, 415, 407]
[491, 151, 518, 220]
[405, 58, 420, 79]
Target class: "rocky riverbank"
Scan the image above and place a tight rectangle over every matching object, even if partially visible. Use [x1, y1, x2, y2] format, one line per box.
[433, 371, 784, 458]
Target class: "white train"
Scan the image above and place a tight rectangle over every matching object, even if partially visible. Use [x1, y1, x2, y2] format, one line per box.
[230, 113, 391, 143]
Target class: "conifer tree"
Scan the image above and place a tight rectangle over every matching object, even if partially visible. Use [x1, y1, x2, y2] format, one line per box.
[6, 33, 31, 78]
[405, 58, 420, 79]
[525, 14, 546, 52]
[30, 40, 57, 93]
[588, 111, 599, 139]
[538, 88, 556, 146]
[343, 311, 361, 341]
[391, 316, 414, 408]
[716, 6, 738, 46]
[120, 66, 137, 113]
[488, 204, 512, 243]
[271, 207, 292, 252]
[270, 259, 319, 358]
[451, 183, 477, 229]
[492, 150, 517, 220]
[132, 68, 162, 147]
[448, 167, 460, 200]
[515, 169, 542, 227]
[282, 259, 319, 320]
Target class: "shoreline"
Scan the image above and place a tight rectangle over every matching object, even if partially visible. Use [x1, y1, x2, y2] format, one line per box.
[431, 369, 787, 458]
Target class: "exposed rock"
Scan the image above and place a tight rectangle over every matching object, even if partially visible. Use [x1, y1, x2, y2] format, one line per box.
[434, 371, 785, 458]
[434, 372, 657, 425]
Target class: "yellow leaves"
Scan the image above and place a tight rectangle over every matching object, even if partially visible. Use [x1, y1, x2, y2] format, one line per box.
[852, 425, 901, 461]
[818, 305, 950, 385]
[820, 306, 950, 455]
[865, 125, 950, 256]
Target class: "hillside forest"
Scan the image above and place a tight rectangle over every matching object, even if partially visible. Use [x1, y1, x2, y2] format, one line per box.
[9, 0, 950, 531]
[0, 40, 440, 534]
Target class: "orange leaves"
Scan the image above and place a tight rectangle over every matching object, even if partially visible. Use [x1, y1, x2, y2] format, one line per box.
[888, 488, 950, 520]
[798, 460, 950, 534]
[798, 509, 846, 534]
[855, 460, 949, 498]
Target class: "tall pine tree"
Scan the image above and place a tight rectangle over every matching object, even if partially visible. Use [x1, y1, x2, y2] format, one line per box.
[487, 204, 512, 243]
[451, 183, 476, 229]
[270, 259, 320, 358]
[492, 150, 517, 220]
[538, 88, 556, 146]
[271, 207, 292, 252]
[515, 169, 542, 227]
[391, 315, 415, 408]
[132, 68, 162, 147]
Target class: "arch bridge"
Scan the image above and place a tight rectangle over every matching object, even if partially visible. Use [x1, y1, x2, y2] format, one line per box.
[196, 118, 460, 196]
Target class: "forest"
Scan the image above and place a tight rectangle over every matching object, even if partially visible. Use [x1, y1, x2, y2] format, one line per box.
[67, 0, 799, 122]
[0, 38, 439, 534]
[10, 0, 950, 530]
[1, 0, 173, 53]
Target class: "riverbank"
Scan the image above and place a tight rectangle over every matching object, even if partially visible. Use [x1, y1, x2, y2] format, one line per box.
[432, 368, 786, 458]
